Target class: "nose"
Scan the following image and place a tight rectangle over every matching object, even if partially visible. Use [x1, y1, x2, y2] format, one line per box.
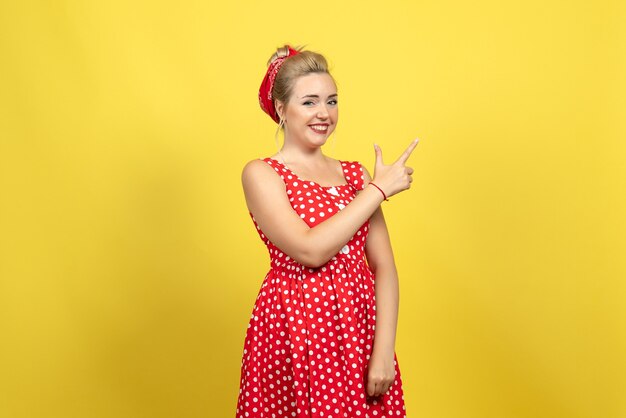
[317, 104, 329, 119]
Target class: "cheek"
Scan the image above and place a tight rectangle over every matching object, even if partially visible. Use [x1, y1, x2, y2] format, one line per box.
[290, 108, 309, 120]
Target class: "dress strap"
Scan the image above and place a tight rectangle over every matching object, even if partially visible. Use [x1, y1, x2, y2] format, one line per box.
[260, 157, 290, 186]
[340, 161, 365, 191]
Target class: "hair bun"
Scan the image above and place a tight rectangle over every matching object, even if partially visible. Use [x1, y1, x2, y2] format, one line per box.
[267, 44, 303, 66]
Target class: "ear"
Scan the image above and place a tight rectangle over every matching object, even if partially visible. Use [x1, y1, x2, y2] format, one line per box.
[274, 100, 285, 120]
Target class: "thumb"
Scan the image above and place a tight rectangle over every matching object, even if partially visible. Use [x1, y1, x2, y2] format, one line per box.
[374, 143, 384, 167]
[367, 378, 377, 397]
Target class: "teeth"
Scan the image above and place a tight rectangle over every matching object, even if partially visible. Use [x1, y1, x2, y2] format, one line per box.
[311, 125, 328, 131]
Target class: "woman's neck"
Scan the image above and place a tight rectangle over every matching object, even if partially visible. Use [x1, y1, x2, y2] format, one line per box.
[277, 143, 327, 169]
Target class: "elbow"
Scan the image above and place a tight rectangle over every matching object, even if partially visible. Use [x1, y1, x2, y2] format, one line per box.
[368, 260, 398, 278]
[294, 249, 325, 269]
[289, 229, 328, 269]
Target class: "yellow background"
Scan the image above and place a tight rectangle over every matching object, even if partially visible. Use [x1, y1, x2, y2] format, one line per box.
[1, 1, 625, 417]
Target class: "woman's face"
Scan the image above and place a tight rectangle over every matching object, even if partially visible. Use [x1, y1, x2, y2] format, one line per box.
[277, 72, 338, 149]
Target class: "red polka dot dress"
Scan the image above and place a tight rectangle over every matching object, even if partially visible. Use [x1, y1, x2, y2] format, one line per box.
[236, 157, 407, 418]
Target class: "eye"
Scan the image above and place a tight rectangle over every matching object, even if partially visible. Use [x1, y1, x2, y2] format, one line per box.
[302, 101, 314, 106]
[328, 99, 338, 105]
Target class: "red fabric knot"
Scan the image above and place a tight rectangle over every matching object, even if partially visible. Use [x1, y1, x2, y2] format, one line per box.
[258, 45, 300, 124]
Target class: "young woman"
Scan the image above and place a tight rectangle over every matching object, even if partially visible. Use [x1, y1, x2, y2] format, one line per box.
[236, 44, 418, 418]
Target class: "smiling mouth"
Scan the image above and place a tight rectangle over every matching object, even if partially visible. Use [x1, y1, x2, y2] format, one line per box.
[309, 124, 329, 134]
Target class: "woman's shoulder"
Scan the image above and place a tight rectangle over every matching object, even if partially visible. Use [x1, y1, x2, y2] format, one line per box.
[241, 157, 284, 187]
[242, 157, 270, 175]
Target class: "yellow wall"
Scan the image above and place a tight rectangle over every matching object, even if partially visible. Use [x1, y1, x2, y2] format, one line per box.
[1, 1, 624, 417]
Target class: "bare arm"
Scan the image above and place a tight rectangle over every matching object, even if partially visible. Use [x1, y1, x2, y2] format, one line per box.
[242, 139, 418, 268]
[242, 159, 385, 268]
[362, 166, 399, 359]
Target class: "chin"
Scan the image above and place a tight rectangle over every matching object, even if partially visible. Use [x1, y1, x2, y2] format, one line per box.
[307, 135, 331, 148]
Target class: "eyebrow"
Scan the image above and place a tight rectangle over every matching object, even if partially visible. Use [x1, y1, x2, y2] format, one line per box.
[299, 94, 338, 99]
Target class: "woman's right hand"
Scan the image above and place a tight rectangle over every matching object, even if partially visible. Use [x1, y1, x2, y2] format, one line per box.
[371, 138, 419, 198]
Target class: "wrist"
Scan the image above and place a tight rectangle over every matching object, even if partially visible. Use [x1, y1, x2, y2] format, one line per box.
[368, 182, 388, 201]
[371, 345, 395, 360]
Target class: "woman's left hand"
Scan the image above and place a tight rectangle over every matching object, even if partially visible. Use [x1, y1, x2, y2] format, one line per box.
[366, 350, 395, 397]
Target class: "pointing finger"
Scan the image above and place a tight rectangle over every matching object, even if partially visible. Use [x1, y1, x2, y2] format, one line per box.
[395, 138, 419, 165]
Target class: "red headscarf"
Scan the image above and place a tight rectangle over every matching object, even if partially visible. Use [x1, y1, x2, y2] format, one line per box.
[258, 46, 300, 124]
